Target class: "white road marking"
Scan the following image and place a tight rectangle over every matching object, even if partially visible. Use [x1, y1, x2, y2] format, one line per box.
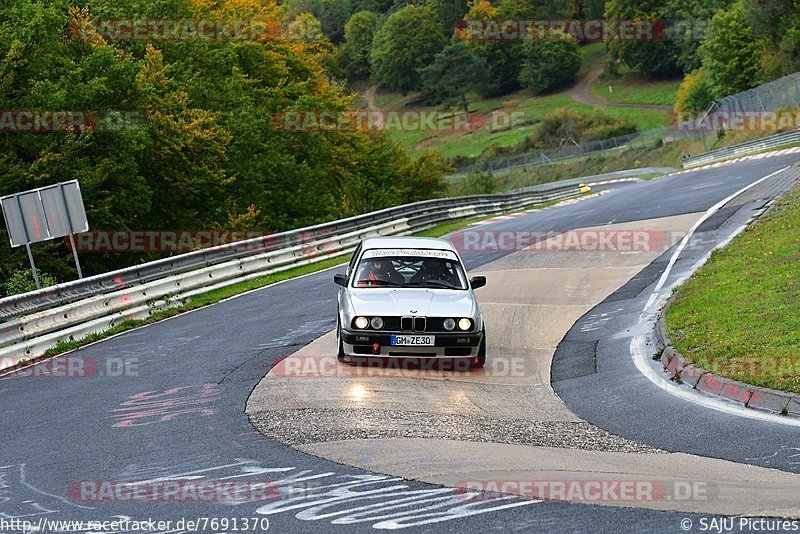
[632, 165, 800, 426]
[645, 166, 788, 311]
[630, 335, 800, 427]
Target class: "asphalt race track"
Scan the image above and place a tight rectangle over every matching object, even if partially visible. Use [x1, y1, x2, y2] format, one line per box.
[2, 153, 800, 534]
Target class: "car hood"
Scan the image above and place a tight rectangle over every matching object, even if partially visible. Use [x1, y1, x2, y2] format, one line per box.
[348, 288, 476, 318]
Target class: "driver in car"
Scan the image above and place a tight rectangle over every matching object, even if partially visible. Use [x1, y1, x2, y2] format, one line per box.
[410, 260, 457, 286]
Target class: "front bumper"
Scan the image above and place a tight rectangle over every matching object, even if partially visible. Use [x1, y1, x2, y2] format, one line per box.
[341, 328, 482, 359]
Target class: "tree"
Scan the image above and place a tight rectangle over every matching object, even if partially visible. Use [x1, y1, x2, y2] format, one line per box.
[340, 10, 380, 79]
[518, 30, 582, 94]
[462, 0, 523, 97]
[664, 0, 734, 73]
[286, 11, 335, 62]
[744, 0, 800, 77]
[0, 0, 451, 280]
[744, 0, 795, 45]
[419, 42, 488, 114]
[698, 1, 763, 97]
[288, 12, 326, 42]
[426, 0, 469, 35]
[497, 0, 574, 18]
[314, 0, 353, 43]
[580, 0, 608, 18]
[370, 4, 448, 93]
[605, 0, 682, 78]
[675, 67, 715, 112]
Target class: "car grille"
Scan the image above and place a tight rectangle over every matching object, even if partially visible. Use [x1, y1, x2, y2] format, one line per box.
[398, 316, 427, 332]
[380, 316, 456, 332]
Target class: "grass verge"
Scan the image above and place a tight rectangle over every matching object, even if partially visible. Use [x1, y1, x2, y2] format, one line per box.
[666, 184, 800, 394]
[591, 74, 680, 106]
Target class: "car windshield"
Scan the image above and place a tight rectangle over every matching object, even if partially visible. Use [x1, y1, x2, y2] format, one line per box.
[353, 256, 468, 290]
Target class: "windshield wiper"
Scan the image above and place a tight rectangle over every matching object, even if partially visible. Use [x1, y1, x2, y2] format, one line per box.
[355, 279, 405, 287]
[407, 280, 460, 290]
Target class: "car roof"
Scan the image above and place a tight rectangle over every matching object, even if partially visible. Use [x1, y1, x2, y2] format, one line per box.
[360, 236, 457, 253]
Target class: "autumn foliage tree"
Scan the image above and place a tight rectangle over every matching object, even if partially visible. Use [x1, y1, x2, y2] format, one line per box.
[370, 4, 448, 94]
[0, 0, 448, 286]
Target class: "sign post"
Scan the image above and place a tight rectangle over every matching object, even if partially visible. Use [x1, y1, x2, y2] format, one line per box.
[25, 243, 40, 289]
[55, 182, 84, 279]
[0, 180, 90, 288]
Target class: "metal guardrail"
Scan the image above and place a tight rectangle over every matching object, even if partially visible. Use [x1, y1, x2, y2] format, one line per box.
[682, 129, 800, 168]
[0, 180, 584, 368]
[0, 182, 576, 321]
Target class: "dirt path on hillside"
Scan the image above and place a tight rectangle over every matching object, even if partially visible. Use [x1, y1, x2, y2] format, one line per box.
[569, 66, 673, 111]
[365, 83, 380, 112]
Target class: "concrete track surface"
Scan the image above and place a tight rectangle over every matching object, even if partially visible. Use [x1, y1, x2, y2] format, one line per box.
[2, 153, 800, 533]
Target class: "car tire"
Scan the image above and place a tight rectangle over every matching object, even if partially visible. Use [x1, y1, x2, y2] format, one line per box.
[336, 318, 346, 363]
[472, 329, 486, 369]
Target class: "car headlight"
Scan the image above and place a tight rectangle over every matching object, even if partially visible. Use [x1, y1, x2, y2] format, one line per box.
[354, 316, 369, 329]
[443, 318, 456, 331]
[370, 317, 384, 329]
[458, 318, 472, 331]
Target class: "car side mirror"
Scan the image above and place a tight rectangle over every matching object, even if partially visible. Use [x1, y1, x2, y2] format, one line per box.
[470, 276, 486, 289]
[333, 274, 349, 287]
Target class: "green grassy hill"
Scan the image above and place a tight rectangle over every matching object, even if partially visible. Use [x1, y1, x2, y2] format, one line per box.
[360, 43, 680, 163]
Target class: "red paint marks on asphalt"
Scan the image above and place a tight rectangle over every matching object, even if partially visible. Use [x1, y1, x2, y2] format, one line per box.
[111, 384, 220, 428]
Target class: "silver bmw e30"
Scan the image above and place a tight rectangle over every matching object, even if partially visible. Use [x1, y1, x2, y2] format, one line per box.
[333, 236, 487, 368]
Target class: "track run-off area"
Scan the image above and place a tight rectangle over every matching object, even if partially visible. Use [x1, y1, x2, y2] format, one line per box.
[2, 153, 800, 533]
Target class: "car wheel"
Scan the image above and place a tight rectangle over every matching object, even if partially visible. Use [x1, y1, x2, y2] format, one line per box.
[336, 318, 346, 363]
[471, 329, 486, 369]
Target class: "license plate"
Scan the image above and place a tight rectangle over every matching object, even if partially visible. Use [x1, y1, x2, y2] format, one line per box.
[391, 335, 434, 346]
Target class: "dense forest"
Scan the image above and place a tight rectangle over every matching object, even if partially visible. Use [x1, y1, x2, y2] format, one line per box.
[0, 0, 451, 288]
[1, 0, 798, 293]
